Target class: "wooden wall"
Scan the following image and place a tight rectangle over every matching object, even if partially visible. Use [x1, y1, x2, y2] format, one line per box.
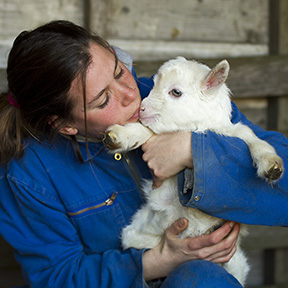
[0, 1, 288, 287]
[90, 0, 269, 61]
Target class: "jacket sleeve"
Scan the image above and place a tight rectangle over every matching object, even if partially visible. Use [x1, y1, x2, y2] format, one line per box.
[178, 102, 288, 226]
[0, 171, 146, 288]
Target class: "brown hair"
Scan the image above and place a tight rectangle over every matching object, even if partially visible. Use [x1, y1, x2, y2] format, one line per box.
[0, 20, 113, 165]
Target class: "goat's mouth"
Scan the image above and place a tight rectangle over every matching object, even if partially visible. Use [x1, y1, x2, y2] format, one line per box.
[139, 114, 158, 126]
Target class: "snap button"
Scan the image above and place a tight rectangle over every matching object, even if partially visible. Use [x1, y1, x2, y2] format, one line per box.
[194, 195, 200, 202]
[114, 153, 122, 161]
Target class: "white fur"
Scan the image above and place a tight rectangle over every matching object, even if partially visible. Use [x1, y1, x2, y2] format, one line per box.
[105, 57, 284, 286]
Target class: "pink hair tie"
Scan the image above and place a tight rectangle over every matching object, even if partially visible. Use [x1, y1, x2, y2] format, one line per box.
[8, 92, 20, 109]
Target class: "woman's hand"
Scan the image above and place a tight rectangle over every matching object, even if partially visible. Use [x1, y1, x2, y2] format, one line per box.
[142, 219, 240, 282]
[142, 132, 193, 188]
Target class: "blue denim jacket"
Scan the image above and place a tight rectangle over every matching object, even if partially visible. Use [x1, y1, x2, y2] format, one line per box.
[178, 102, 288, 226]
[1, 50, 288, 287]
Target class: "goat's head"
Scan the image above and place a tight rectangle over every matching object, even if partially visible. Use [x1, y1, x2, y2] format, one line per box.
[140, 57, 232, 133]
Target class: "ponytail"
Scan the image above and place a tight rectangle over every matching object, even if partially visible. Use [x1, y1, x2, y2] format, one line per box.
[0, 92, 25, 165]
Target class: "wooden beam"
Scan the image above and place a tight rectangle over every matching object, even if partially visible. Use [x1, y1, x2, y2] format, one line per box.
[83, 0, 91, 30]
[242, 226, 288, 251]
[107, 39, 268, 61]
[267, 0, 281, 130]
[264, 249, 275, 285]
[279, 0, 288, 55]
[89, 0, 109, 37]
[275, 0, 288, 134]
[275, 249, 288, 284]
[134, 55, 288, 98]
[269, 0, 280, 55]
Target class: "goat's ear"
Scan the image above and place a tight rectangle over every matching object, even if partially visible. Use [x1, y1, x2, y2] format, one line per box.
[201, 60, 230, 93]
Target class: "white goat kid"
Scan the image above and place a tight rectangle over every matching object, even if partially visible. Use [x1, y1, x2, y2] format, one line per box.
[104, 57, 284, 286]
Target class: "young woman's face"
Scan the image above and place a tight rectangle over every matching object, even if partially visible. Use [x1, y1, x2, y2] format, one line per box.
[68, 43, 141, 138]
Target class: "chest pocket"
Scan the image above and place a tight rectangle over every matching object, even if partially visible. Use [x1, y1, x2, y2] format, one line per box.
[67, 191, 118, 217]
[67, 189, 142, 253]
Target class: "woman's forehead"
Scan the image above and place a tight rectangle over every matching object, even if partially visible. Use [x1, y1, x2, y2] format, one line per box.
[69, 43, 116, 105]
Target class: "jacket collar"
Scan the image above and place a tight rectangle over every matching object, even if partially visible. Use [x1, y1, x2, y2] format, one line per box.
[77, 140, 107, 162]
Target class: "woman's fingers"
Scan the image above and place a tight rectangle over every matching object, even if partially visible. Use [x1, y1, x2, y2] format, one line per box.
[195, 222, 241, 262]
[165, 217, 189, 236]
[208, 244, 238, 263]
[185, 221, 237, 251]
[165, 220, 240, 264]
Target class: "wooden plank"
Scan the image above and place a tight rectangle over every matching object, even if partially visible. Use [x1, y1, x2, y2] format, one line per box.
[245, 250, 264, 287]
[134, 55, 288, 98]
[278, 96, 288, 134]
[107, 39, 268, 61]
[275, 249, 288, 284]
[264, 249, 275, 285]
[0, 0, 84, 43]
[269, 0, 280, 55]
[242, 226, 288, 251]
[267, 0, 281, 131]
[279, 0, 288, 54]
[275, 0, 288, 135]
[0, 69, 7, 92]
[267, 98, 279, 131]
[0, 42, 10, 69]
[100, 0, 268, 44]
[247, 285, 288, 288]
[83, 0, 91, 29]
[234, 98, 267, 128]
[89, 0, 109, 36]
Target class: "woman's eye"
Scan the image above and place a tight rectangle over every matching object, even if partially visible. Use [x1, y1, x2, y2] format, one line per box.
[98, 94, 110, 109]
[115, 67, 124, 79]
[169, 89, 183, 97]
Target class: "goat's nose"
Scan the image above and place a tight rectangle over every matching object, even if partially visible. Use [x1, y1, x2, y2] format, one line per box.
[140, 107, 145, 112]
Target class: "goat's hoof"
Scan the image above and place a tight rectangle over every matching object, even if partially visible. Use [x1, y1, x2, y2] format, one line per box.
[265, 163, 283, 181]
[103, 131, 121, 150]
[204, 220, 226, 234]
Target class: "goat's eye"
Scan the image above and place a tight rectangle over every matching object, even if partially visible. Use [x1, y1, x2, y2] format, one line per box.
[169, 89, 183, 97]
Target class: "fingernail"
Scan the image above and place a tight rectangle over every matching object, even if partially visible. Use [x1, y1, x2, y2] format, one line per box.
[178, 218, 185, 227]
[229, 221, 235, 227]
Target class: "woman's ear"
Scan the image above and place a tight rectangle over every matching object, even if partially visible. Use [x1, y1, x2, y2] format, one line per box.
[49, 116, 78, 135]
[58, 126, 78, 135]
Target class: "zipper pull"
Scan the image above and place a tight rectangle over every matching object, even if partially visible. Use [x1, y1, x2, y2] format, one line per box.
[105, 191, 118, 206]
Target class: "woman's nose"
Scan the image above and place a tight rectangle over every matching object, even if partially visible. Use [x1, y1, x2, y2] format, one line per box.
[118, 84, 137, 107]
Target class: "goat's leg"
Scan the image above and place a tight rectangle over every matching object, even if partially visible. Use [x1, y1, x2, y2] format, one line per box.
[222, 245, 249, 286]
[230, 123, 283, 181]
[104, 122, 154, 152]
[121, 203, 164, 250]
[121, 222, 162, 250]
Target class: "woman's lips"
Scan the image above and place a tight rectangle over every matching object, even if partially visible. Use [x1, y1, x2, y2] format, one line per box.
[128, 109, 140, 122]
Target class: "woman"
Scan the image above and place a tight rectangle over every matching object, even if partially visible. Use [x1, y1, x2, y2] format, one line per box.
[0, 20, 287, 288]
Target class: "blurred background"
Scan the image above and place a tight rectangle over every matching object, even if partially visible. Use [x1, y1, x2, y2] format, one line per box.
[0, 0, 287, 287]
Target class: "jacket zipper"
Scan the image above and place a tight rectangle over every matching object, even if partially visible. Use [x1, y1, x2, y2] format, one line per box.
[123, 152, 142, 190]
[67, 191, 118, 216]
